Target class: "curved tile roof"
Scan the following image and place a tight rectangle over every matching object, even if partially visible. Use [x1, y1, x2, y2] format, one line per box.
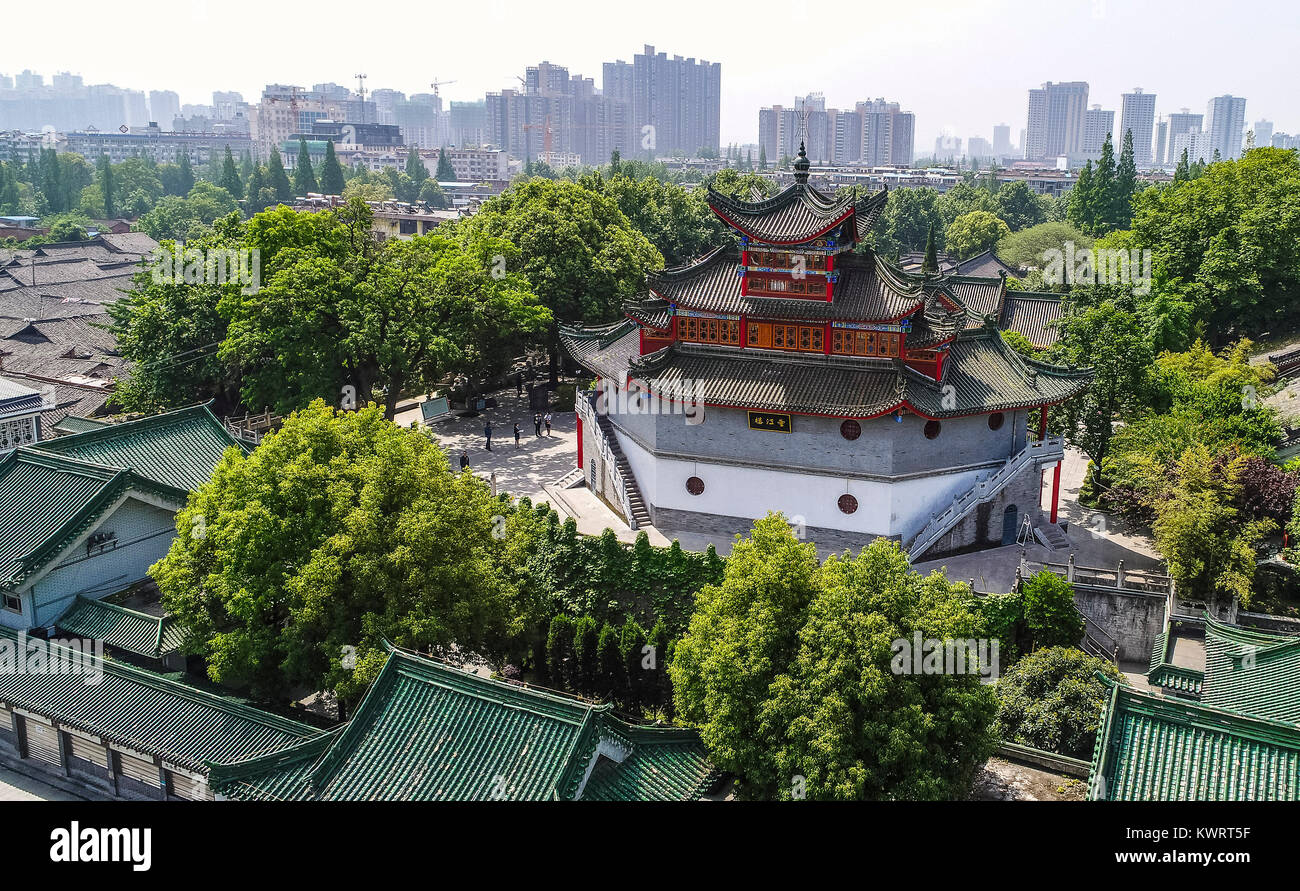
[707, 183, 858, 244]
[646, 246, 926, 323]
[56, 595, 183, 659]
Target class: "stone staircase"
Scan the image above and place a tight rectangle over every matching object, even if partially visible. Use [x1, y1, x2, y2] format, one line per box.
[1034, 522, 1070, 550]
[907, 435, 1063, 562]
[589, 399, 652, 530]
[553, 467, 584, 489]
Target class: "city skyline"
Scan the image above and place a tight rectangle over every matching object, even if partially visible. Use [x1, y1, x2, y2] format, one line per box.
[2, 0, 1296, 152]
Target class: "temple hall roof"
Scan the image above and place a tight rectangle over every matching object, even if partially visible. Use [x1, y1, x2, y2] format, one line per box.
[706, 183, 887, 246]
[208, 644, 719, 801]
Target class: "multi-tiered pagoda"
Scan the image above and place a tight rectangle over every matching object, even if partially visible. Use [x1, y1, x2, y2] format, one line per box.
[562, 145, 1091, 561]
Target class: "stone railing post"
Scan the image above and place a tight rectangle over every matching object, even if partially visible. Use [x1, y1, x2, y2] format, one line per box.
[1066, 553, 1076, 583]
[1116, 559, 1125, 589]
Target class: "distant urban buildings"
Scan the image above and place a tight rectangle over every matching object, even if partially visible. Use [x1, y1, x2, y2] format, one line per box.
[1253, 119, 1273, 148]
[0, 70, 149, 131]
[1164, 110, 1204, 164]
[65, 123, 251, 165]
[758, 96, 914, 166]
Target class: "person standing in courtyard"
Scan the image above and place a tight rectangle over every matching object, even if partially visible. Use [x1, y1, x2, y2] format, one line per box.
[459, 450, 470, 472]
[484, 421, 493, 451]
[514, 423, 522, 448]
[534, 412, 543, 437]
[544, 412, 552, 436]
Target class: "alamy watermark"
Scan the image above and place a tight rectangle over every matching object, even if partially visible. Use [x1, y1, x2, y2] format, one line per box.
[148, 246, 260, 294]
[1041, 241, 1151, 296]
[890, 632, 1000, 683]
[594, 378, 703, 424]
[0, 631, 104, 686]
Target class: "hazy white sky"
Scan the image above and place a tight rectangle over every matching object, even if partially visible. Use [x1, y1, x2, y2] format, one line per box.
[5, 0, 1297, 148]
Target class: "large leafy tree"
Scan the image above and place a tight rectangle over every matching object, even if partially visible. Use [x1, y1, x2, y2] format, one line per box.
[1050, 296, 1153, 488]
[944, 210, 1011, 259]
[454, 178, 661, 379]
[671, 516, 997, 800]
[108, 214, 244, 413]
[154, 401, 520, 707]
[588, 170, 722, 267]
[871, 186, 944, 258]
[221, 199, 548, 418]
[1153, 443, 1274, 610]
[994, 181, 1048, 232]
[1131, 147, 1300, 343]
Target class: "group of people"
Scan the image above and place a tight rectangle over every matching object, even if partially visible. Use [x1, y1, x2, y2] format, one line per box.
[478, 412, 552, 454]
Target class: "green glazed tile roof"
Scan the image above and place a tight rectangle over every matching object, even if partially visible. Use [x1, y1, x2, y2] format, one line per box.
[0, 450, 121, 586]
[581, 720, 721, 802]
[50, 415, 111, 435]
[209, 645, 717, 801]
[0, 626, 320, 772]
[31, 403, 246, 492]
[56, 595, 182, 659]
[1090, 681, 1300, 801]
[1201, 616, 1300, 724]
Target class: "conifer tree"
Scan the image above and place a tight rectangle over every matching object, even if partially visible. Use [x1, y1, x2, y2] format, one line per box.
[266, 150, 291, 202]
[319, 141, 345, 195]
[435, 147, 456, 182]
[1113, 129, 1138, 229]
[1172, 148, 1190, 185]
[177, 151, 195, 196]
[218, 146, 243, 200]
[293, 139, 318, 195]
[97, 154, 115, 217]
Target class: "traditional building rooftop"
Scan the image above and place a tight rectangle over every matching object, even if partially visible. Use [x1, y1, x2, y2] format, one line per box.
[56, 595, 184, 659]
[0, 626, 320, 773]
[209, 643, 719, 802]
[1090, 680, 1300, 801]
[563, 320, 1091, 419]
[0, 403, 245, 589]
[1099, 615, 1300, 801]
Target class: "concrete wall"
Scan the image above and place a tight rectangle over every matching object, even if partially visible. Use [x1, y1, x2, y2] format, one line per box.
[1072, 585, 1167, 663]
[609, 398, 1029, 478]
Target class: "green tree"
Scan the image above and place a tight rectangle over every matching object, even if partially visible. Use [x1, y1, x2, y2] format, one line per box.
[671, 515, 996, 800]
[944, 210, 1011, 259]
[219, 146, 243, 201]
[154, 401, 520, 707]
[454, 178, 661, 381]
[1020, 571, 1085, 649]
[96, 154, 115, 217]
[993, 181, 1047, 232]
[222, 200, 549, 419]
[266, 150, 292, 203]
[1153, 443, 1274, 610]
[319, 141, 345, 195]
[405, 147, 429, 195]
[1067, 160, 1096, 233]
[1051, 298, 1153, 488]
[1113, 129, 1138, 229]
[994, 647, 1125, 760]
[293, 140, 318, 196]
[435, 147, 456, 182]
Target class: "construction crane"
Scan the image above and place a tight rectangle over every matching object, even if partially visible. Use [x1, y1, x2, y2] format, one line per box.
[429, 78, 457, 98]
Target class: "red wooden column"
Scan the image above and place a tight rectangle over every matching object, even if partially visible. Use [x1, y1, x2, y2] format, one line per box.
[1050, 461, 1062, 524]
[576, 415, 584, 471]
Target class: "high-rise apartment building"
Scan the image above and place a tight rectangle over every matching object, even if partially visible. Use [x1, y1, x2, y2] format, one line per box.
[628, 45, 720, 157]
[1253, 119, 1273, 149]
[1120, 88, 1156, 167]
[1165, 110, 1204, 164]
[1205, 94, 1247, 160]
[1082, 105, 1115, 160]
[992, 123, 1014, 158]
[148, 90, 180, 128]
[1025, 81, 1089, 162]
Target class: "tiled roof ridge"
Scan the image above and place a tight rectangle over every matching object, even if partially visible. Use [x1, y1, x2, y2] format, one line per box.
[707, 181, 852, 217]
[647, 244, 736, 283]
[0, 624, 319, 744]
[1006, 290, 1065, 303]
[1098, 675, 1300, 750]
[205, 729, 339, 790]
[30, 401, 237, 456]
[60, 594, 175, 657]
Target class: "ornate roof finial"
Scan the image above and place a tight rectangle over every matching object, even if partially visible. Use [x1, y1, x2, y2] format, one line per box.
[793, 141, 810, 184]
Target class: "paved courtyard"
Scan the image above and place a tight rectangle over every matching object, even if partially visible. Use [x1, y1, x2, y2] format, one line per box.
[401, 386, 1166, 589]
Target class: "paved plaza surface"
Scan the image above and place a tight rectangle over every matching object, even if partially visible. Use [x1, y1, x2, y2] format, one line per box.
[405, 386, 1165, 592]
